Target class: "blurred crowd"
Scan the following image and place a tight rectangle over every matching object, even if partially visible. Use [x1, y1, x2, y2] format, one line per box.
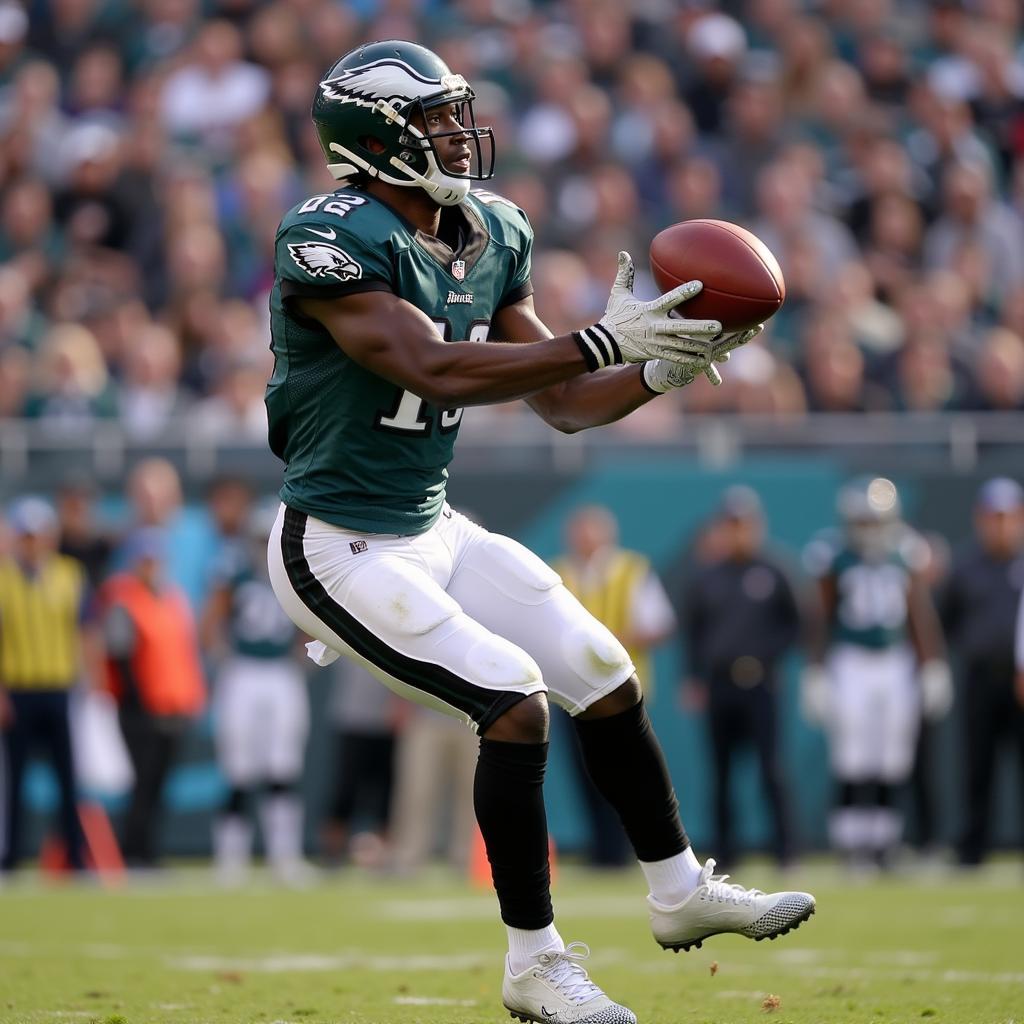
[0, 0, 1023, 433]
[2, 468, 1023, 878]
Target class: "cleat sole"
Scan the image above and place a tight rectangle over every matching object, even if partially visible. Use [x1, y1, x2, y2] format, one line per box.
[659, 904, 816, 953]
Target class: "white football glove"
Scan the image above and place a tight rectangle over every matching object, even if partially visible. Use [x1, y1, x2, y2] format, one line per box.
[799, 663, 830, 725]
[919, 660, 953, 721]
[573, 251, 722, 371]
[643, 324, 764, 391]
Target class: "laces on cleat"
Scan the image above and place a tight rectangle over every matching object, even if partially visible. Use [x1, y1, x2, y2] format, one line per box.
[697, 859, 763, 906]
[532, 942, 603, 1005]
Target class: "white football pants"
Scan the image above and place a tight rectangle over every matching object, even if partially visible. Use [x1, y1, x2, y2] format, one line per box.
[267, 503, 635, 733]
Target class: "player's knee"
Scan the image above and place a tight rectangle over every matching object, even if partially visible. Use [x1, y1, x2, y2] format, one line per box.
[266, 778, 297, 796]
[484, 692, 549, 744]
[577, 675, 642, 720]
[562, 623, 632, 684]
[224, 786, 250, 815]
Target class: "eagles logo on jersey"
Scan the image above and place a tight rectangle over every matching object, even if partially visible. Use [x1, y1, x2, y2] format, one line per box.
[287, 241, 362, 281]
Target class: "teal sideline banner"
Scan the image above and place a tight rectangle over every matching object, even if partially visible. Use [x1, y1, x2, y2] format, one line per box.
[10, 454, 1022, 860]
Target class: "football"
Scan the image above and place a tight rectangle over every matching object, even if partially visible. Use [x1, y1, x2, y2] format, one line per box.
[649, 219, 786, 333]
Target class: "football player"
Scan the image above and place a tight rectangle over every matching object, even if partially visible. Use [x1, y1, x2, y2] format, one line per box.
[264, 40, 814, 1024]
[203, 498, 311, 886]
[802, 477, 951, 870]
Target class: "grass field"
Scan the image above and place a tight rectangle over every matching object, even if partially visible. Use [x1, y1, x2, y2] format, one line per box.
[1, 860, 1022, 1024]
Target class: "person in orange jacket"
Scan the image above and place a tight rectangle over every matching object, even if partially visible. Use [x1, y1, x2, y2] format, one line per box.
[102, 527, 205, 868]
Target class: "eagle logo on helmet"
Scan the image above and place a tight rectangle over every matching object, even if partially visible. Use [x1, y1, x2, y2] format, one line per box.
[319, 59, 456, 109]
[287, 241, 362, 281]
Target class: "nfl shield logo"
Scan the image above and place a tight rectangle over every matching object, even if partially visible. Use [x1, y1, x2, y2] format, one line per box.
[451, 259, 466, 281]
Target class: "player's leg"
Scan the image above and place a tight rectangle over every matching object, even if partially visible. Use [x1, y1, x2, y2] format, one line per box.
[39, 690, 84, 870]
[1, 693, 32, 872]
[748, 687, 793, 867]
[212, 657, 258, 884]
[875, 648, 920, 866]
[707, 692, 738, 869]
[268, 507, 631, 1023]
[117, 704, 165, 867]
[826, 646, 877, 868]
[259, 659, 312, 884]
[958, 682, 997, 865]
[446, 510, 814, 956]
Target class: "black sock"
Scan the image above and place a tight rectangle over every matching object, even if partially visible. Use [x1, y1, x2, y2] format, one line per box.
[474, 738, 552, 929]
[573, 698, 688, 862]
[224, 786, 250, 816]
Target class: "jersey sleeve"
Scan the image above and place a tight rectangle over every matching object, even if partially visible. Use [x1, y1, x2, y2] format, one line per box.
[275, 217, 395, 304]
[802, 530, 840, 579]
[471, 190, 534, 308]
[500, 211, 533, 309]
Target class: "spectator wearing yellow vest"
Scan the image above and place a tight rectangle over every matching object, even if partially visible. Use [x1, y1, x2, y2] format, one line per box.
[0, 496, 89, 874]
[552, 505, 677, 866]
[101, 527, 206, 868]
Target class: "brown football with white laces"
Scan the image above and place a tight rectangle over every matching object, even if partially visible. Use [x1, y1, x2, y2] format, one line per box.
[649, 219, 785, 333]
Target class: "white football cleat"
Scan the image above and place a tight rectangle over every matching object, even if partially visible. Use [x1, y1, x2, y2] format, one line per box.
[502, 942, 636, 1024]
[648, 858, 816, 953]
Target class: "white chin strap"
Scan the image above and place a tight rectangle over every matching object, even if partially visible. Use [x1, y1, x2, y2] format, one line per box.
[328, 127, 470, 207]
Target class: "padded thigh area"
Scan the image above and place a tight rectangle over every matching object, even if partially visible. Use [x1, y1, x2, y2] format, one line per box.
[341, 558, 461, 638]
[455, 532, 561, 606]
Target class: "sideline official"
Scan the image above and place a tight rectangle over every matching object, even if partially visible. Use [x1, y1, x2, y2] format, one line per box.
[0, 497, 89, 874]
[941, 477, 1024, 866]
[681, 487, 801, 867]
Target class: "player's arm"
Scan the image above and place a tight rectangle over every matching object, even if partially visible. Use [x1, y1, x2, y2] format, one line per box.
[799, 573, 834, 725]
[199, 582, 233, 657]
[297, 251, 721, 410]
[810, 574, 837, 665]
[301, 289, 594, 407]
[491, 296, 657, 432]
[906, 570, 945, 664]
[906, 569, 953, 719]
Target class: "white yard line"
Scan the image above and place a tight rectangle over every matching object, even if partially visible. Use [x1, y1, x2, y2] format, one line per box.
[166, 951, 492, 972]
[394, 997, 479, 1006]
[381, 895, 642, 921]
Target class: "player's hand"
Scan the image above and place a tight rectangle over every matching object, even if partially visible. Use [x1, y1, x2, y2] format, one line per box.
[575, 251, 722, 371]
[643, 323, 764, 391]
[919, 659, 953, 721]
[799, 664, 829, 725]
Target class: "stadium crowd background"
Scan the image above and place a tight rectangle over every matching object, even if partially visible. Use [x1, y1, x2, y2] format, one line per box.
[1, 0, 1024, 875]
[0, 0, 1022, 431]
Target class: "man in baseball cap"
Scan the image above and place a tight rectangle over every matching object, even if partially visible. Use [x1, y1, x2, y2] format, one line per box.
[939, 477, 1024, 866]
[0, 494, 88, 875]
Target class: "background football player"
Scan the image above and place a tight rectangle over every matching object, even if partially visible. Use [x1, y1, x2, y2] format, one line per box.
[802, 477, 951, 870]
[264, 40, 813, 1024]
[203, 498, 311, 886]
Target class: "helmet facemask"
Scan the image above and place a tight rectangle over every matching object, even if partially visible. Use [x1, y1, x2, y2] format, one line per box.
[323, 76, 495, 206]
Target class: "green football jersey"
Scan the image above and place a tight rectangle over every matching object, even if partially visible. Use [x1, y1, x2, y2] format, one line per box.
[266, 188, 533, 534]
[213, 542, 297, 659]
[804, 528, 927, 649]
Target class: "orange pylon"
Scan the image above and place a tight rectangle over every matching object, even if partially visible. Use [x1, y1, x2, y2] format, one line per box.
[39, 802, 125, 886]
[469, 826, 558, 888]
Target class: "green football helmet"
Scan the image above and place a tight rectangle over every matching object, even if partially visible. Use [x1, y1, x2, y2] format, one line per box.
[312, 40, 495, 207]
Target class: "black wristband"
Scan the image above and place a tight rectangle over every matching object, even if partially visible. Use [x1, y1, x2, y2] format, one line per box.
[573, 323, 623, 371]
